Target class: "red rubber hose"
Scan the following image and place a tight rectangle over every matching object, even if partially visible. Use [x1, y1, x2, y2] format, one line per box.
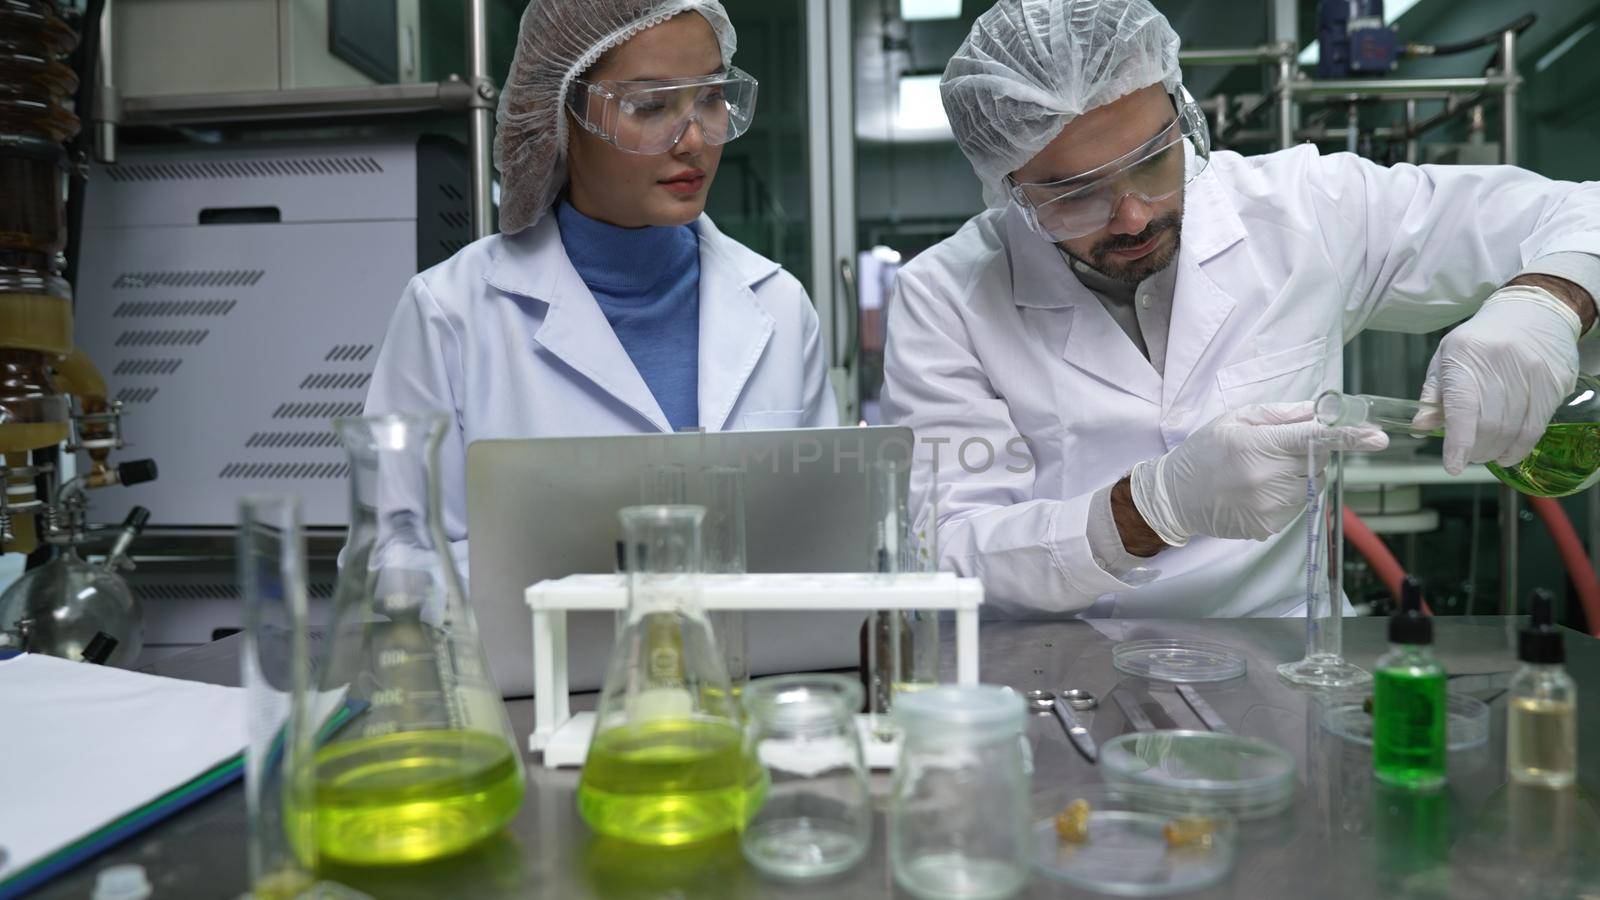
[1525, 496, 1600, 638]
[1342, 507, 1433, 615]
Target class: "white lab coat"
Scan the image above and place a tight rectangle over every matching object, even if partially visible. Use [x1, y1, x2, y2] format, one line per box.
[881, 146, 1600, 618]
[363, 211, 839, 573]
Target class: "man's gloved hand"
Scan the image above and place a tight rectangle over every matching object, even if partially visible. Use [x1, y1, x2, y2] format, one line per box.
[1130, 401, 1388, 545]
[1411, 284, 1581, 475]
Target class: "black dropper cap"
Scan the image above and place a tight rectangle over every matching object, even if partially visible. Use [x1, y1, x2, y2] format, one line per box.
[1518, 589, 1565, 665]
[1390, 575, 1432, 645]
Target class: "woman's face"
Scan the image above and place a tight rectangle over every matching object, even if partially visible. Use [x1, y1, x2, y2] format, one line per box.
[566, 13, 726, 228]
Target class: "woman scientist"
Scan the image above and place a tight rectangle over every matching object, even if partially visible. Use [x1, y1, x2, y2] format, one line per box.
[361, 0, 839, 570]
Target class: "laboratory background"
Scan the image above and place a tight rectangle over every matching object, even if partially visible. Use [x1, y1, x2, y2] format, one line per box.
[1, 0, 1599, 898]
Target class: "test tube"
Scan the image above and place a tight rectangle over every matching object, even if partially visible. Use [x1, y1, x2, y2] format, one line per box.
[865, 459, 940, 737]
[703, 465, 749, 691]
[238, 494, 315, 897]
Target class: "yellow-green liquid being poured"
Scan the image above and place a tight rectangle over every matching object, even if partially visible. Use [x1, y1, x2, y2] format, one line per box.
[578, 717, 760, 846]
[1485, 423, 1600, 498]
[308, 729, 523, 866]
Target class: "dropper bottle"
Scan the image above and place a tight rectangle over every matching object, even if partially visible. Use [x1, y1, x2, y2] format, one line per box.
[1373, 576, 1447, 790]
[1508, 589, 1577, 787]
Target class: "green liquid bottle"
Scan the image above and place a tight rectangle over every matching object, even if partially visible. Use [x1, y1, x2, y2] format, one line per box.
[1373, 576, 1447, 790]
[1316, 375, 1600, 498]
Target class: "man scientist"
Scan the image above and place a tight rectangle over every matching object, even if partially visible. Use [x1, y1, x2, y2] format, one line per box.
[882, 0, 1600, 616]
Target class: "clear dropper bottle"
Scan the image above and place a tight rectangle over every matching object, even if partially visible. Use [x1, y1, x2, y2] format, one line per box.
[1508, 589, 1577, 788]
[1373, 576, 1447, 790]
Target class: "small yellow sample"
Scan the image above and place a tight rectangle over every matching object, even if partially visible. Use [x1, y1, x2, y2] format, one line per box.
[1055, 798, 1092, 843]
[1163, 816, 1217, 851]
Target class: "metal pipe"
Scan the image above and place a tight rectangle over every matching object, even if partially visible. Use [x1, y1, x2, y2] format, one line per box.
[95, 0, 117, 164]
[1500, 486, 1519, 614]
[1404, 99, 1419, 164]
[466, 0, 495, 239]
[1276, 53, 1295, 149]
[1498, 28, 1521, 618]
[1179, 44, 1292, 66]
[1500, 29, 1519, 166]
[1345, 102, 1359, 155]
[1291, 75, 1511, 98]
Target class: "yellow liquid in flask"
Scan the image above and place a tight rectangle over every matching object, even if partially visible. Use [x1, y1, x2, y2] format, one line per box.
[577, 718, 760, 846]
[1485, 422, 1600, 498]
[309, 729, 523, 866]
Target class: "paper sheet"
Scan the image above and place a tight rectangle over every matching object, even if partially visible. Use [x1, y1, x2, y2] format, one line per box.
[0, 654, 251, 880]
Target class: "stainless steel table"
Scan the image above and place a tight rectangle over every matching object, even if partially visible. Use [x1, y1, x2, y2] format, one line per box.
[32, 617, 1600, 899]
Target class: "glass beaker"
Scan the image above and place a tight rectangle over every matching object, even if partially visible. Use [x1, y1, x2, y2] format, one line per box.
[890, 685, 1030, 900]
[1279, 437, 1371, 688]
[578, 505, 757, 846]
[1316, 376, 1600, 497]
[307, 414, 524, 867]
[865, 458, 940, 738]
[703, 465, 749, 691]
[239, 493, 316, 898]
[740, 674, 871, 881]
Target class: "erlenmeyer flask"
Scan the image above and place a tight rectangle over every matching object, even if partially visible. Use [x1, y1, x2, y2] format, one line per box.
[307, 414, 524, 866]
[578, 505, 758, 846]
[1317, 376, 1600, 497]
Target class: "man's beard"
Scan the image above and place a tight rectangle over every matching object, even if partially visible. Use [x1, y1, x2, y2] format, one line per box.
[1066, 211, 1183, 284]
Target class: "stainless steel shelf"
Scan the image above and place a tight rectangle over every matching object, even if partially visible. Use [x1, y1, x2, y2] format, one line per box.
[120, 81, 476, 126]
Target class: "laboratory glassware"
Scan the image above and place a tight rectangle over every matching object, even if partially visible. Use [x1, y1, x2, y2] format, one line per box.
[865, 458, 940, 738]
[1099, 731, 1297, 820]
[1508, 589, 1576, 787]
[578, 504, 758, 846]
[1278, 436, 1371, 688]
[1030, 783, 1237, 896]
[0, 507, 147, 666]
[1316, 375, 1600, 497]
[739, 673, 871, 881]
[239, 493, 316, 897]
[640, 461, 688, 505]
[306, 414, 524, 866]
[1372, 577, 1447, 790]
[890, 685, 1030, 900]
[703, 465, 749, 691]
[1113, 639, 1247, 683]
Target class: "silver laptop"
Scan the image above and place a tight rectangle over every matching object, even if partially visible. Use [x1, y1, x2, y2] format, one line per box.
[467, 426, 915, 697]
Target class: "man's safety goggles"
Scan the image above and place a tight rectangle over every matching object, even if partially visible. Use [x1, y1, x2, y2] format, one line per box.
[1008, 87, 1211, 242]
[567, 67, 759, 156]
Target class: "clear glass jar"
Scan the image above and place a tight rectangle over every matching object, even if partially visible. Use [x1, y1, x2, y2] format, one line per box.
[739, 673, 871, 881]
[890, 685, 1030, 900]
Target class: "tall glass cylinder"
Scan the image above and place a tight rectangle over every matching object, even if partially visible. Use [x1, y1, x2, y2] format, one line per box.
[703, 465, 749, 690]
[1279, 438, 1371, 688]
[578, 505, 758, 846]
[239, 494, 315, 897]
[866, 459, 939, 738]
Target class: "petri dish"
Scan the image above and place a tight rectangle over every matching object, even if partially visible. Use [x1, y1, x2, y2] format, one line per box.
[1099, 731, 1296, 820]
[1032, 785, 1237, 897]
[1321, 692, 1490, 752]
[1112, 639, 1247, 683]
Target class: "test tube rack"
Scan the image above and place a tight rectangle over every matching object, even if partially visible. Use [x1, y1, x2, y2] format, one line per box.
[524, 571, 985, 768]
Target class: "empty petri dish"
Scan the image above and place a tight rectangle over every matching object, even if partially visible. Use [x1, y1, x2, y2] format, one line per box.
[1112, 639, 1247, 683]
[1032, 785, 1237, 897]
[1321, 692, 1491, 752]
[1099, 731, 1296, 820]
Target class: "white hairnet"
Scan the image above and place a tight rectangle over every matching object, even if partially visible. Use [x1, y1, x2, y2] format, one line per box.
[940, 0, 1182, 206]
[494, 0, 737, 234]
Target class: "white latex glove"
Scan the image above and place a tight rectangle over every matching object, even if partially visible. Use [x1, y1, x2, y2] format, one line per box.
[1411, 285, 1582, 475]
[1130, 401, 1388, 544]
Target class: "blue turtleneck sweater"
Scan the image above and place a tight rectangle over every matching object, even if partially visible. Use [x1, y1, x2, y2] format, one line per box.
[556, 200, 700, 431]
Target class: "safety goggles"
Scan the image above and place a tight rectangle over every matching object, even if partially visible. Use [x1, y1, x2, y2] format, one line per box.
[567, 66, 758, 156]
[1008, 88, 1211, 242]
